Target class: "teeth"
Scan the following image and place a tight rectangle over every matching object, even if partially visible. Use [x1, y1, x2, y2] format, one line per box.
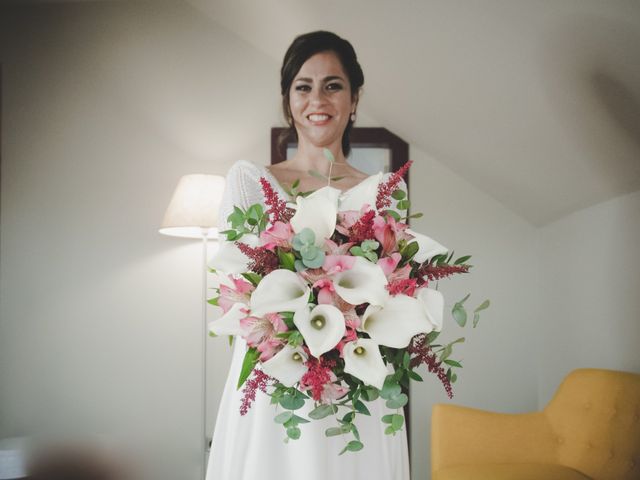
[308, 114, 330, 122]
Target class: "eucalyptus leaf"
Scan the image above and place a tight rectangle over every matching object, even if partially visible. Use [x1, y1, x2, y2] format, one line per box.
[452, 304, 467, 327]
[286, 426, 301, 440]
[474, 299, 490, 312]
[309, 404, 336, 420]
[391, 414, 404, 430]
[274, 411, 293, 424]
[386, 393, 408, 409]
[323, 148, 336, 163]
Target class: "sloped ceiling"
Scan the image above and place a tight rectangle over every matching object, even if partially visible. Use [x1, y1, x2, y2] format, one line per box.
[187, 0, 640, 226]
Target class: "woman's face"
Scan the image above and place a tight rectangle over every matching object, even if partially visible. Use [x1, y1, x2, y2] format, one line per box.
[288, 51, 356, 152]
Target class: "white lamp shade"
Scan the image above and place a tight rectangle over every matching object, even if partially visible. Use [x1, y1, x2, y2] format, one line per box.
[159, 174, 225, 239]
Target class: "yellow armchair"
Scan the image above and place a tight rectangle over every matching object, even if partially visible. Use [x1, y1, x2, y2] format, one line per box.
[431, 368, 640, 480]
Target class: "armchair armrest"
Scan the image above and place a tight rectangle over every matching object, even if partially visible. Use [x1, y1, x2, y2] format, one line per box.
[431, 404, 556, 472]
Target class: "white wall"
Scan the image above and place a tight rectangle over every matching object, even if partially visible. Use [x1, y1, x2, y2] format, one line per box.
[536, 190, 640, 405]
[0, 3, 274, 478]
[2, 2, 628, 480]
[407, 144, 540, 477]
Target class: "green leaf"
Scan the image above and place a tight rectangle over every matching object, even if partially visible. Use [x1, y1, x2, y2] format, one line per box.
[401, 241, 419, 261]
[291, 414, 310, 424]
[443, 359, 463, 368]
[380, 376, 402, 400]
[391, 189, 406, 200]
[382, 414, 394, 424]
[402, 351, 411, 369]
[286, 426, 301, 440]
[452, 303, 467, 327]
[391, 414, 404, 430]
[408, 370, 423, 382]
[350, 423, 361, 442]
[277, 249, 296, 271]
[274, 411, 293, 424]
[291, 178, 300, 189]
[407, 212, 424, 219]
[386, 210, 401, 221]
[473, 312, 481, 328]
[426, 331, 440, 344]
[207, 297, 219, 306]
[326, 427, 345, 437]
[474, 299, 490, 312]
[454, 255, 471, 265]
[451, 372, 458, 383]
[354, 400, 371, 416]
[309, 404, 336, 420]
[339, 440, 363, 455]
[361, 387, 379, 402]
[397, 200, 409, 210]
[236, 347, 259, 390]
[342, 411, 355, 424]
[280, 393, 305, 410]
[386, 393, 408, 409]
[241, 272, 262, 287]
[384, 425, 395, 435]
[361, 239, 379, 251]
[323, 148, 335, 163]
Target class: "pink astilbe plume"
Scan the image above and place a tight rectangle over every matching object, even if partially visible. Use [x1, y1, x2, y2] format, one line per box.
[376, 160, 413, 210]
[407, 333, 453, 399]
[260, 177, 294, 223]
[416, 263, 470, 287]
[236, 243, 279, 276]
[240, 369, 276, 415]
[348, 209, 376, 243]
[300, 356, 337, 402]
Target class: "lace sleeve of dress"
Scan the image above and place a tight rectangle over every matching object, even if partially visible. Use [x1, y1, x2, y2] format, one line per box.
[217, 160, 267, 238]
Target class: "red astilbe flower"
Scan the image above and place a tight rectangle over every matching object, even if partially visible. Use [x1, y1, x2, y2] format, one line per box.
[386, 278, 417, 296]
[376, 160, 413, 210]
[300, 356, 337, 402]
[260, 177, 294, 223]
[407, 333, 453, 399]
[240, 368, 276, 415]
[416, 263, 470, 287]
[348, 209, 376, 243]
[236, 243, 279, 276]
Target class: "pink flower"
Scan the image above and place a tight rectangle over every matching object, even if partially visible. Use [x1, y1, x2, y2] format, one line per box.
[218, 277, 255, 313]
[322, 254, 356, 275]
[240, 312, 288, 361]
[377, 253, 402, 277]
[324, 238, 355, 256]
[336, 327, 359, 357]
[388, 263, 412, 283]
[320, 372, 350, 404]
[260, 221, 294, 249]
[373, 215, 398, 255]
[313, 279, 336, 305]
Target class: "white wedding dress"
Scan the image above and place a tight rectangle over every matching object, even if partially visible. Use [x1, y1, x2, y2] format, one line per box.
[206, 160, 410, 480]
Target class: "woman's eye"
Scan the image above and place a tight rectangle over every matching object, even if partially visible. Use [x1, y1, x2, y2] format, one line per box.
[295, 84, 311, 92]
[327, 83, 343, 91]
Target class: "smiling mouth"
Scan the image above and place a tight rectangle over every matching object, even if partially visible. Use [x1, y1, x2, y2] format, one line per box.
[307, 113, 332, 122]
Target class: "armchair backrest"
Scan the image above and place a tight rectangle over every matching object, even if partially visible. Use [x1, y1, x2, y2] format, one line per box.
[544, 368, 640, 480]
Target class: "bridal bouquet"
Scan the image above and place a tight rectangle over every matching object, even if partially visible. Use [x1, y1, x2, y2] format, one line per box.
[208, 153, 489, 454]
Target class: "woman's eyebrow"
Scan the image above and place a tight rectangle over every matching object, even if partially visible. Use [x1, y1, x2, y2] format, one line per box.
[294, 75, 346, 83]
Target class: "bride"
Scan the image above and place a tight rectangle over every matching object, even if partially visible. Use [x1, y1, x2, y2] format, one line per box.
[206, 30, 410, 480]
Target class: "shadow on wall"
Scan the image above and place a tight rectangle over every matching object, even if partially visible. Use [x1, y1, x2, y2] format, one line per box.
[539, 13, 640, 197]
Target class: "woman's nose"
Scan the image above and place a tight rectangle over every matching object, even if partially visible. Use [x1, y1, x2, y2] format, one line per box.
[309, 88, 327, 105]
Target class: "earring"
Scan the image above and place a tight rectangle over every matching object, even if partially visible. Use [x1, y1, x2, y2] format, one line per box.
[350, 112, 356, 122]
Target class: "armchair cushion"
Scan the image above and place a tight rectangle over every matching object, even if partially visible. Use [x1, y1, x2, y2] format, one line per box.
[433, 463, 592, 480]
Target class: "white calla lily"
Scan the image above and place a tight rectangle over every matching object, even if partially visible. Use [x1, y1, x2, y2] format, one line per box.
[417, 287, 444, 332]
[290, 186, 341, 247]
[332, 256, 389, 306]
[361, 294, 433, 348]
[250, 269, 310, 317]
[208, 234, 259, 274]
[208, 302, 246, 336]
[294, 304, 346, 358]
[406, 228, 448, 264]
[343, 338, 388, 390]
[261, 344, 308, 387]
[338, 173, 383, 212]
